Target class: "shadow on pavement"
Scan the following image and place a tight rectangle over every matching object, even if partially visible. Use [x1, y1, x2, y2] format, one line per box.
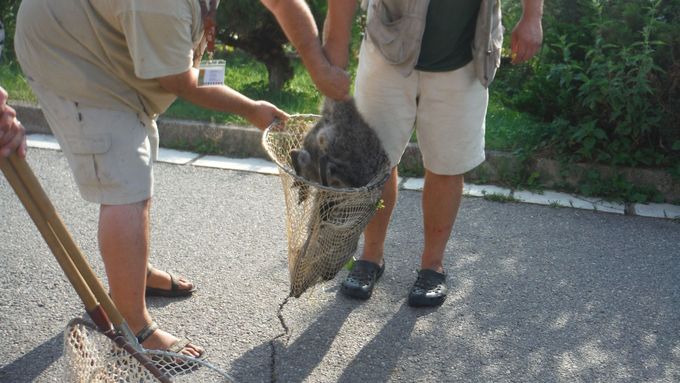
[0, 332, 63, 383]
[337, 303, 427, 383]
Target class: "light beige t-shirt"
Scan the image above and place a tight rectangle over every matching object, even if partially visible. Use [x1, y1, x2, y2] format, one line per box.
[15, 0, 206, 117]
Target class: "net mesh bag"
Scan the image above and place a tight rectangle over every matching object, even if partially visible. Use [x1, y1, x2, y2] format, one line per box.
[63, 318, 234, 382]
[262, 115, 390, 298]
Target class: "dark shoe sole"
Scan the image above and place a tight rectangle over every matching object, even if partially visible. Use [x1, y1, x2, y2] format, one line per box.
[145, 286, 196, 298]
[407, 294, 447, 307]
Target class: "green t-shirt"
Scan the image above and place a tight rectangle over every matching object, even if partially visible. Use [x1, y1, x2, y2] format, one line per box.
[415, 0, 483, 72]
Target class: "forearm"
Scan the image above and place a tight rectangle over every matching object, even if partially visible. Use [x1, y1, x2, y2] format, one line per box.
[157, 68, 288, 129]
[521, 0, 543, 21]
[323, 0, 358, 68]
[260, 0, 351, 100]
[260, 0, 326, 77]
[158, 69, 256, 119]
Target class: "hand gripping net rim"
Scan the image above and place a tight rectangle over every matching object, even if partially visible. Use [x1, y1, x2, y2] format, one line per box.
[262, 115, 391, 298]
[63, 318, 235, 382]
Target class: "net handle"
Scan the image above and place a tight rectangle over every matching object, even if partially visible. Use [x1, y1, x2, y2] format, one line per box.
[0, 153, 171, 383]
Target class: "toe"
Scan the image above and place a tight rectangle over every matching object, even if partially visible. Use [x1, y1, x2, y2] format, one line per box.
[185, 343, 204, 357]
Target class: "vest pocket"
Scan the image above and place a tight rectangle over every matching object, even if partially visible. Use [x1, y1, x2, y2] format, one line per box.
[365, 0, 427, 65]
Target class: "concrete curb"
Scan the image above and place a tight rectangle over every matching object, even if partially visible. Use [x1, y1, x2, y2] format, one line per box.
[13, 101, 680, 205]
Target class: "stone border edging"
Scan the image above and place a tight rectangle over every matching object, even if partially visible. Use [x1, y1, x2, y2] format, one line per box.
[23, 133, 680, 220]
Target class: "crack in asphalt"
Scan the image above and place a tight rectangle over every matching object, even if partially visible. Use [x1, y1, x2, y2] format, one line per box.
[269, 296, 290, 383]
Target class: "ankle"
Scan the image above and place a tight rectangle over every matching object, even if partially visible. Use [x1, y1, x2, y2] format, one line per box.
[122, 313, 154, 335]
[359, 256, 384, 267]
[359, 252, 384, 266]
[420, 252, 444, 272]
[419, 262, 444, 274]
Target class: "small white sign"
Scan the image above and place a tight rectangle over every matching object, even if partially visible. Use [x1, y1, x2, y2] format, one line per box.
[198, 59, 226, 86]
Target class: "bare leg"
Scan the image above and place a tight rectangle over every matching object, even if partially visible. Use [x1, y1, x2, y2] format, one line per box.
[420, 170, 464, 273]
[360, 167, 398, 265]
[99, 199, 202, 356]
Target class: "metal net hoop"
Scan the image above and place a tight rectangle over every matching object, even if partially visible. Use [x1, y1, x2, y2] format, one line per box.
[64, 318, 161, 383]
[63, 318, 235, 382]
[262, 115, 390, 297]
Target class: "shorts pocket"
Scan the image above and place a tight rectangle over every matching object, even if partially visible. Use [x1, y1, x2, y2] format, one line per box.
[64, 134, 111, 155]
[63, 133, 111, 192]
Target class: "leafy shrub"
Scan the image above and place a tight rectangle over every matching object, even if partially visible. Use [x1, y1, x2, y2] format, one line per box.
[495, 0, 679, 169]
[0, 0, 20, 63]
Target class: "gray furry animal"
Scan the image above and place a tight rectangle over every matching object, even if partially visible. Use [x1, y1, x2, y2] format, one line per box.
[290, 97, 388, 191]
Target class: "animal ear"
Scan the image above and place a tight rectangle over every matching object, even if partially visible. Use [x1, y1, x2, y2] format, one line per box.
[317, 127, 333, 151]
[290, 149, 311, 175]
[324, 162, 348, 188]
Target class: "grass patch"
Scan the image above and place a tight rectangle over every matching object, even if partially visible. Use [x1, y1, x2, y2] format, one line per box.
[0, 61, 36, 102]
[485, 97, 546, 152]
[482, 192, 517, 203]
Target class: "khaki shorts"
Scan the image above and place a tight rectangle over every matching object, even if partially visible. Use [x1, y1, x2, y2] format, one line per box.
[28, 80, 159, 205]
[354, 37, 488, 176]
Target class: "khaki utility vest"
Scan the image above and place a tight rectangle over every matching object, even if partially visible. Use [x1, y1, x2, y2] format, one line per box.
[363, 0, 503, 88]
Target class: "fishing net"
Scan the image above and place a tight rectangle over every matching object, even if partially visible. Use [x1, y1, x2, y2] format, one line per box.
[262, 115, 390, 298]
[63, 318, 234, 382]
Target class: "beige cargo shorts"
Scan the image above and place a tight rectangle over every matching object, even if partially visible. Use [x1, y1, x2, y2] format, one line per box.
[354, 37, 488, 176]
[28, 80, 158, 205]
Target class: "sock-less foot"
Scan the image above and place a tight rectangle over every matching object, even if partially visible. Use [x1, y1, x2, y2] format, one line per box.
[146, 265, 196, 297]
[136, 322, 204, 358]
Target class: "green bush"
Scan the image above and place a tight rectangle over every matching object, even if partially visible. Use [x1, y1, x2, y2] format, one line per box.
[495, 0, 679, 169]
[0, 0, 20, 63]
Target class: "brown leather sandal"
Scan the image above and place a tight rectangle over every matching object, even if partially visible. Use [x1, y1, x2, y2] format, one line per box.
[145, 263, 197, 298]
[135, 321, 205, 359]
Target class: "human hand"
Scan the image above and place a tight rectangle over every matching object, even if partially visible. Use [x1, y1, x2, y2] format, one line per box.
[510, 15, 543, 64]
[0, 87, 27, 158]
[309, 61, 351, 101]
[246, 100, 290, 131]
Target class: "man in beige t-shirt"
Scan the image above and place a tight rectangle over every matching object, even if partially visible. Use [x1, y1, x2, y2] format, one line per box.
[15, 0, 350, 356]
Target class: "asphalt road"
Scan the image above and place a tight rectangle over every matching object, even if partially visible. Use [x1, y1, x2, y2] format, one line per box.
[1, 148, 679, 382]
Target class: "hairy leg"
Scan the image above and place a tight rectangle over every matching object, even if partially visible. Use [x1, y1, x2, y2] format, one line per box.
[360, 167, 398, 265]
[420, 171, 463, 273]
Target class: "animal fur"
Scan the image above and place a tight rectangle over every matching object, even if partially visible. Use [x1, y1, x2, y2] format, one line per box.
[290, 97, 388, 192]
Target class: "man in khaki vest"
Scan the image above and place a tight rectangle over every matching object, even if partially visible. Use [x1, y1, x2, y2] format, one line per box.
[14, 0, 349, 356]
[324, 0, 543, 307]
